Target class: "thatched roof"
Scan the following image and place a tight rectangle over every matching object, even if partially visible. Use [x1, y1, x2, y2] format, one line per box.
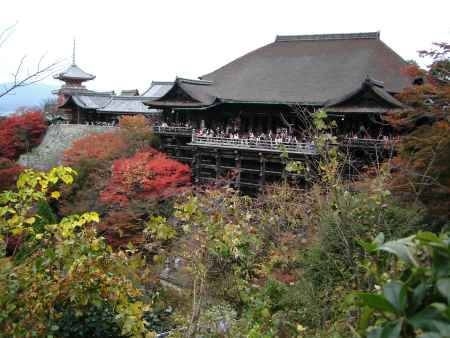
[147, 31, 412, 108]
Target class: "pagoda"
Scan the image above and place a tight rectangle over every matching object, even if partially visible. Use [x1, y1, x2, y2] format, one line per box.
[53, 40, 96, 98]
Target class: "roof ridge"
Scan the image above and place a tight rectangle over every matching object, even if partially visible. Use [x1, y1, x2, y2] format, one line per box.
[151, 81, 174, 85]
[275, 31, 380, 42]
[176, 77, 213, 86]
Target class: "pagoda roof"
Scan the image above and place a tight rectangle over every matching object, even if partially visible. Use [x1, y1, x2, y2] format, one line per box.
[148, 31, 412, 109]
[54, 63, 96, 82]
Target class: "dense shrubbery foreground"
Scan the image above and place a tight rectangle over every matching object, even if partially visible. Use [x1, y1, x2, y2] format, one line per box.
[1, 165, 447, 337]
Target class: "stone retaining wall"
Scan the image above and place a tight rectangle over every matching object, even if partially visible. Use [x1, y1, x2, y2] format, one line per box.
[18, 124, 116, 170]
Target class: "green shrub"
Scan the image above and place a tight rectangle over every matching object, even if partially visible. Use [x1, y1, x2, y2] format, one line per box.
[355, 231, 450, 338]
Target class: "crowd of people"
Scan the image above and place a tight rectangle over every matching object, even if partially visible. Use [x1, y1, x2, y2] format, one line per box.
[154, 120, 400, 148]
[194, 127, 305, 145]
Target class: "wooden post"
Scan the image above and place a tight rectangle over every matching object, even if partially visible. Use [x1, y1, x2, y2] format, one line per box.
[235, 150, 241, 189]
[259, 152, 266, 190]
[281, 157, 287, 182]
[215, 149, 221, 179]
[192, 147, 201, 183]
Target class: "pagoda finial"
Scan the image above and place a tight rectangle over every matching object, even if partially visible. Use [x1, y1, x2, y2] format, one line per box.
[72, 38, 76, 65]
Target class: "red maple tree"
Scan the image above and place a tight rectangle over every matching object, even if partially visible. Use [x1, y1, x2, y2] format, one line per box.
[100, 149, 192, 206]
[0, 111, 47, 160]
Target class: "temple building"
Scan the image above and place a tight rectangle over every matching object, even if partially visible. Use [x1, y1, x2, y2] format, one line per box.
[144, 32, 412, 191]
[55, 32, 413, 191]
[146, 32, 409, 125]
[54, 44, 172, 123]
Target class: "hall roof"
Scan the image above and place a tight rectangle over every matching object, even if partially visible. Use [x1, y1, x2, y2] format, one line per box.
[147, 31, 412, 108]
[142, 81, 173, 98]
[59, 81, 170, 114]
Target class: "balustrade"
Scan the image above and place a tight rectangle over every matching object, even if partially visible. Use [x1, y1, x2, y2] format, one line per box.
[190, 135, 317, 155]
[152, 126, 193, 135]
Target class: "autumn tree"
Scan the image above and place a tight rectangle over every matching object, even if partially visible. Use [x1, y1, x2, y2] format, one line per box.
[0, 111, 47, 160]
[385, 42, 449, 221]
[100, 149, 192, 206]
[118, 114, 158, 153]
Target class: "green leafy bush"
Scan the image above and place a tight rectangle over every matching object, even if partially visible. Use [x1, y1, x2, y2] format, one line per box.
[356, 232, 450, 338]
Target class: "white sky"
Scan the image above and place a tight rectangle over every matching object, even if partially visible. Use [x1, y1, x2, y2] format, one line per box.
[1, 0, 449, 93]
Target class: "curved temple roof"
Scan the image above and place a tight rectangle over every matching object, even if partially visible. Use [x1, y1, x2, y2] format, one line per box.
[200, 31, 411, 105]
[148, 31, 412, 109]
[59, 81, 173, 114]
[54, 64, 96, 82]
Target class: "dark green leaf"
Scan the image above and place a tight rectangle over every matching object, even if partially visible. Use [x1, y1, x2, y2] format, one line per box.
[408, 307, 442, 331]
[383, 281, 407, 313]
[356, 293, 397, 313]
[412, 282, 431, 311]
[436, 278, 450, 302]
[367, 327, 382, 338]
[432, 320, 450, 336]
[418, 333, 442, 338]
[380, 320, 402, 338]
[432, 250, 450, 278]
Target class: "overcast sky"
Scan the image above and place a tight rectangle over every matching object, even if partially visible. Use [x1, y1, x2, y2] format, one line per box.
[1, 0, 449, 93]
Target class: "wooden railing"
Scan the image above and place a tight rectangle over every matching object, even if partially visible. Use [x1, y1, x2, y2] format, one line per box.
[152, 126, 395, 153]
[190, 135, 317, 155]
[340, 137, 397, 148]
[152, 126, 193, 135]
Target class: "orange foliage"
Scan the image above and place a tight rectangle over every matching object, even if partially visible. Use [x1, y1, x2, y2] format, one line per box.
[0, 111, 47, 160]
[386, 43, 449, 219]
[118, 114, 156, 151]
[400, 64, 426, 79]
[100, 149, 191, 206]
[63, 131, 128, 167]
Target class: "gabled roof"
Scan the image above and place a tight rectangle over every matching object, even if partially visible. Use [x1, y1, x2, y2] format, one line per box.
[324, 77, 404, 113]
[145, 78, 218, 108]
[196, 31, 411, 105]
[54, 63, 96, 82]
[141, 81, 173, 98]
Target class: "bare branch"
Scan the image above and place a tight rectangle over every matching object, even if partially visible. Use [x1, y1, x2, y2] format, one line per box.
[0, 24, 62, 100]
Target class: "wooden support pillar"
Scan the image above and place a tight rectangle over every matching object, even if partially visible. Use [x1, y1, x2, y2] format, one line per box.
[259, 152, 266, 190]
[250, 114, 255, 132]
[175, 136, 181, 158]
[215, 149, 221, 179]
[281, 157, 287, 183]
[234, 150, 241, 189]
[192, 147, 201, 183]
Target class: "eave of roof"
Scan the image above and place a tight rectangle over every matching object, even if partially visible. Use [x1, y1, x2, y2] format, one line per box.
[54, 63, 96, 81]
[324, 77, 405, 109]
